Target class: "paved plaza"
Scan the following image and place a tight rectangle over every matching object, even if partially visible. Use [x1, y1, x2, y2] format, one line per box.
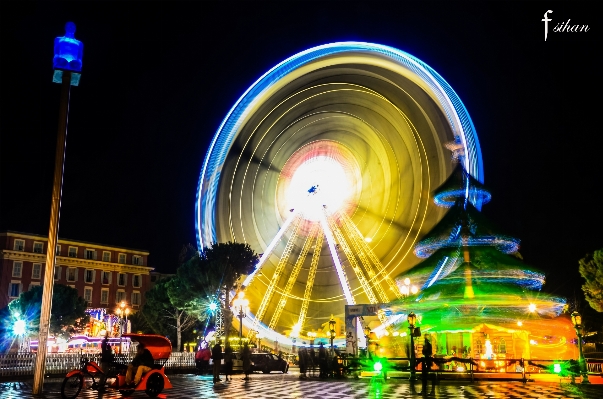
[2, 373, 603, 399]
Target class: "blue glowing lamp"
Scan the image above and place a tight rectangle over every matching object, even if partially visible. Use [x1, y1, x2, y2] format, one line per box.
[52, 22, 83, 86]
[13, 319, 26, 336]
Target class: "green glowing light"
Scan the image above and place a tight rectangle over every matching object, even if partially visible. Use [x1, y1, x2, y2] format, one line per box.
[374, 361, 382, 372]
[553, 363, 561, 373]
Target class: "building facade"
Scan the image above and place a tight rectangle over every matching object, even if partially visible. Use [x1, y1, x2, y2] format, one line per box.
[0, 231, 153, 311]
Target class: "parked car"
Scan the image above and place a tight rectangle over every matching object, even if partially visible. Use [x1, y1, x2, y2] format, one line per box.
[250, 353, 289, 374]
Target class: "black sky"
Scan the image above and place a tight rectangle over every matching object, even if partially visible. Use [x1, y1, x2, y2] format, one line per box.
[1, 1, 600, 310]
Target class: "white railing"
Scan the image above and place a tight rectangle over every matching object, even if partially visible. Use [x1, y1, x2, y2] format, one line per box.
[0, 352, 196, 378]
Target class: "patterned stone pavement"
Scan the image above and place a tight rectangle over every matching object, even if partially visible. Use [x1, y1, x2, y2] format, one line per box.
[2, 373, 603, 398]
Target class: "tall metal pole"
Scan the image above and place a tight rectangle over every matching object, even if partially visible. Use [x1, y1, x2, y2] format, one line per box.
[32, 70, 71, 395]
[409, 325, 416, 380]
[577, 329, 590, 384]
[239, 307, 243, 347]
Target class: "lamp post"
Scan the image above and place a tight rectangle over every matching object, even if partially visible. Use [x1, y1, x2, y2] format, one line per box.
[408, 312, 417, 380]
[33, 22, 83, 395]
[233, 292, 249, 347]
[571, 311, 590, 384]
[401, 278, 418, 298]
[116, 301, 129, 354]
[13, 313, 27, 352]
[329, 317, 336, 350]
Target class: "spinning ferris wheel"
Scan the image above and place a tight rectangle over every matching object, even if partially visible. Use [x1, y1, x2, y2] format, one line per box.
[196, 42, 483, 346]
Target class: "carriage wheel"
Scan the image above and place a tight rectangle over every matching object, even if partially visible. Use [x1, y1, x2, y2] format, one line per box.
[145, 372, 164, 397]
[60, 373, 83, 399]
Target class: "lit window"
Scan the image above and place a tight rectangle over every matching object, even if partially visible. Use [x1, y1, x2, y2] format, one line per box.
[100, 289, 109, 304]
[102, 271, 111, 285]
[103, 251, 111, 262]
[118, 254, 126, 264]
[476, 339, 482, 355]
[33, 242, 44, 253]
[67, 267, 77, 282]
[13, 239, 25, 251]
[85, 269, 95, 284]
[32, 263, 42, 279]
[54, 266, 62, 280]
[56, 245, 61, 256]
[12, 262, 23, 278]
[84, 288, 92, 303]
[132, 255, 143, 265]
[9, 282, 21, 298]
[499, 338, 507, 354]
[133, 275, 141, 288]
[68, 247, 77, 258]
[118, 273, 126, 287]
[84, 249, 96, 260]
[116, 290, 126, 303]
[132, 292, 141, 306]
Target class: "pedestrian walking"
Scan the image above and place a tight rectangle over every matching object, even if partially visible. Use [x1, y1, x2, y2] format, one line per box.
[242, 342, 252, 381]
[211, 340, 223, 383]
[195, 343, 211, 375]
[298, 346, 307, 379]
[318, 343, 327, 378]
[224, 343, 234, 381]
[421, 336, 433, 393]
[97, 333, 114, 394]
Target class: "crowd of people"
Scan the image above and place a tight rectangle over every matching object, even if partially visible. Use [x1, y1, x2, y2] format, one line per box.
[195, 340, 254, 383]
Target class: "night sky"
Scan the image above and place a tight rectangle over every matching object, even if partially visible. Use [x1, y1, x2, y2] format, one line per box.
[1, 2, 600, 315]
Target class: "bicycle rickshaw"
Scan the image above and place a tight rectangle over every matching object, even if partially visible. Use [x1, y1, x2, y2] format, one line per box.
[61, 333, 173, 398]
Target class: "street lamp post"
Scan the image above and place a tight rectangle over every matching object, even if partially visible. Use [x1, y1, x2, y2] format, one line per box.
[33, 22, 83, 395]
[329, 317, 336, 350]
[13, 313, 27, 352]
[233, 292, 249, 347]
[401, 278, 418, 298]
[571, 311, 590, 384]
[116, 301, 129, 354]
[407, 312, 417, 380]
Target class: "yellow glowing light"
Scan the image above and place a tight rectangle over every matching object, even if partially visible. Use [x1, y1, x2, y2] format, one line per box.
[287, 156, 354, 221]
[404, 278, 411, 286]
[528, 303, 536, 313]
[364, 237, 372, 243]
[517, 321, 523, 327]
[411, 286, 418, 295]
[401, 285, 409, 296]
[392, 331, 399, 337]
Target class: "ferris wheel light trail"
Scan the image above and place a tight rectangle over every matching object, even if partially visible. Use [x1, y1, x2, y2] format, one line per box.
[242, 209, 299, 287]
[319, 208, 355, 305]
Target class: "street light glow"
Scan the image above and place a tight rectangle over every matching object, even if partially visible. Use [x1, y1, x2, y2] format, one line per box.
[13, 319, 26, 336]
